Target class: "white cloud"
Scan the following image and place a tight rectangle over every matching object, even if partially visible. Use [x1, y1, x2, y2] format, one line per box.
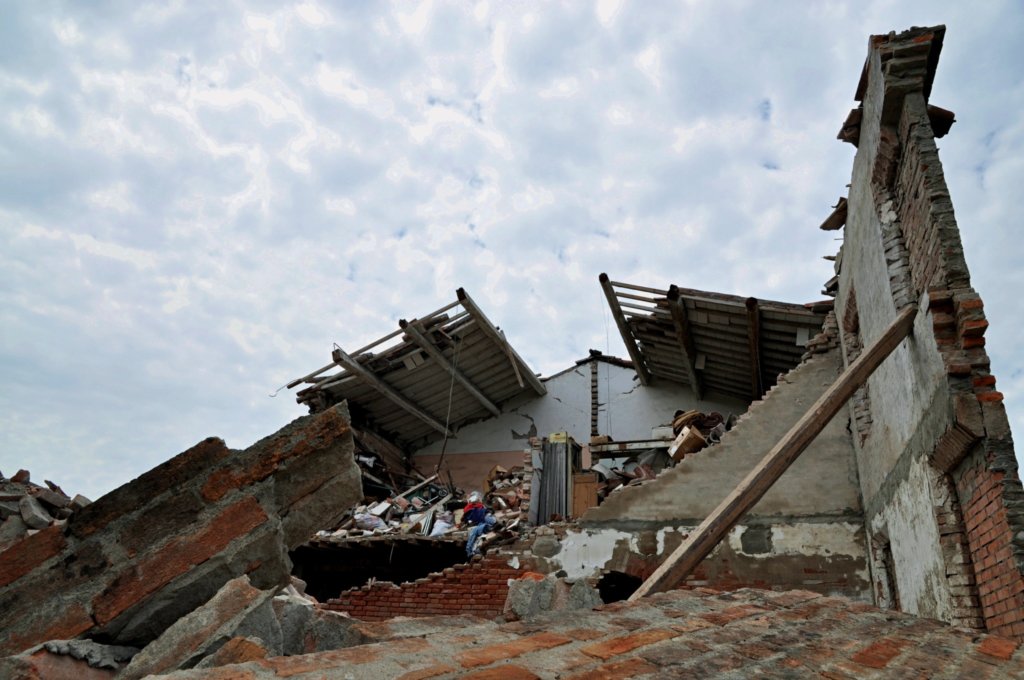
[0, 0, 1021, 502]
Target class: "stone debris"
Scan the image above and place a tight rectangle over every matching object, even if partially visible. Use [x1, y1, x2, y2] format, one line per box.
[0, 402, 361, 656]
[0, 468, 89, 547]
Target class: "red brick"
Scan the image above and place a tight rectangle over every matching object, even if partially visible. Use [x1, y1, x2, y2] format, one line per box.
[92, 497, 269, 624]
[0, 524, 66, 588]
[850, 637, 911, 669]
[460, 666, 540, 680]
[201, 411, 350, 501]
[977, 636, 1018, 660]
[977, 391, 1003, 403]
[563, 658, 659, 680]
[580, 628, 681, 660]
[564, 628, 608, 641]
[699, 604, 768, 626]
[457, 632, 573, 668]
[2, 603, 95, 656]
[395, 664, 457, 680]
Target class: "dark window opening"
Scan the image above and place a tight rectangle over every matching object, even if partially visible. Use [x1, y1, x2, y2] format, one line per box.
[597, 571, 642, 603]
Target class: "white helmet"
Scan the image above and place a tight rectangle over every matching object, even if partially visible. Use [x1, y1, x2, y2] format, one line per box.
[468, 491, 481, 503]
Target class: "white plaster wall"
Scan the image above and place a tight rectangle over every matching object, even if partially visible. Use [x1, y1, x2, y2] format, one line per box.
[413, 362, 746, 457]
[536, 522, 868, 597]
[837, 48, 950, 505]
[868, 456, 954, 621]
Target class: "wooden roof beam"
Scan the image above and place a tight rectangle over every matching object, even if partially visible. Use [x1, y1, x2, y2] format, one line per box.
[456, 288, 547, 396]
[629, 304, 917, 600]
[400, 318, 501, 417]
[331, 346, 453, 438]
[666, 285, 702, 399]
[600, 273, 651, 386]
[745, 297, 764, 400]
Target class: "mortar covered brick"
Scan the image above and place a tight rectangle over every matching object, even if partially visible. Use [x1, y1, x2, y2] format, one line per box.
[0, 403, 361, 655]
[155, 586, 1024, 679]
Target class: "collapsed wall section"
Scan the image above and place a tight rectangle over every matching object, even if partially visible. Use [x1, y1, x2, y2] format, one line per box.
[0, 403, 362, 655]
[836, 26, 1023, 638]
[502, 347, 869, 599]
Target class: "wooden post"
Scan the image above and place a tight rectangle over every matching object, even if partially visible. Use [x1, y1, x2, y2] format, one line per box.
[456, 288, 547, 396]
[666, 285, 703, 400]
[331, 346, 454, 438]
[599, 273, 651, 386]
[629, 304, 918, 600]
[400, 319, 501, 417]
[745, 297, 764, 400]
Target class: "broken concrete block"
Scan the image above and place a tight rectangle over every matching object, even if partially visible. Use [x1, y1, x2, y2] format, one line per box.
[193, 636, 269, 669]
[0, 515, 28, 552]
[0, 402, 361, 656]
[232, 594, 284, 655]
[42, 639, 138, 671]
[18, 495, 52, 529]
[120, 575, 276, 679]
[0, 500, 19, 519]
[503, 574, 601, 621]
[69, 494, 92, 511]
[32, 486, 70, 510]
[0, 647, 117, 680]
[11, 470, 30, 484]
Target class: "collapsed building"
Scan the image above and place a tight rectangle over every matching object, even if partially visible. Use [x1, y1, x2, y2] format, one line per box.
[1, 24, 1022, 678]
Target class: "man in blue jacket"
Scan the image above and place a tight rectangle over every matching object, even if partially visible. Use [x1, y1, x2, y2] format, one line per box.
[461, 491, 496, 557]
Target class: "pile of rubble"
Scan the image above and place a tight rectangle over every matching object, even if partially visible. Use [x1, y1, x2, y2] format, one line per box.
[316, 474, 454, 539]
[590, 408, 734, 502]
[0, 469, 91, 552]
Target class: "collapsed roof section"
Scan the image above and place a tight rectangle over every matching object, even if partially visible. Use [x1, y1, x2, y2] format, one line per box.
[599, 273, 830, 402]
[288, 288, 546, 450]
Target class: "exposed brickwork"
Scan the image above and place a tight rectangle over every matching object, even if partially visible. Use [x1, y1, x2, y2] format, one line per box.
[322, 557, 525, 621]
[157, 586, 1024, 679]
[843, 26, 1024, 640]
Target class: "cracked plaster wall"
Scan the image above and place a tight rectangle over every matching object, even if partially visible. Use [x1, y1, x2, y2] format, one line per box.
[413, 361, 746, 458]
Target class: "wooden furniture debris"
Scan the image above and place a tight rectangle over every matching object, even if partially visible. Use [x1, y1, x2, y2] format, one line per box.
[629, 305, 918, 600]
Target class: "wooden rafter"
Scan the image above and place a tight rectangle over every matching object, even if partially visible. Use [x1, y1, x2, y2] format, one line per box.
[745, 297, 764, 399]
[399, 318, 501, 417]
[666, 285, 702, 399]
[456, 288, 547, 396]
[599, 273, 651, 386]
[629, 305, 917, 600]
[331, 346, 454, 438]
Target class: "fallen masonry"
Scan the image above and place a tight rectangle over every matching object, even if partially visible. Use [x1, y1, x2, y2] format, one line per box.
[0, 402, 361, 655]
[2, 21, 1024, 679]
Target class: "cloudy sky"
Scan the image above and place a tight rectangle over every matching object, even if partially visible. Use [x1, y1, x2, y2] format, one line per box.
[2, 1, 1021, 501]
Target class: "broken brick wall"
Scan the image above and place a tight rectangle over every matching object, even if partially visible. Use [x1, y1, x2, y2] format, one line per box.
[559, 347, 869, 599]
[320, 557, 524, 621]
[0, 403, 362, 655]
[836, 26, 1022, 638]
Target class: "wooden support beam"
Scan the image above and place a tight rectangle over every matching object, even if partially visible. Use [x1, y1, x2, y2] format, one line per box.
[456, 288, 547, 396]
[600, 273, 651, 386]
[331, 346, 453, 438]
[666, 285, 702, 399]
[629, 304, 918, 600]
[400, 318, 501, 417]
[745, 297, 764, 400]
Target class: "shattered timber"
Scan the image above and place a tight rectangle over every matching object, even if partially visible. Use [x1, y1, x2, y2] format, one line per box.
[3, 25, 1023, 678]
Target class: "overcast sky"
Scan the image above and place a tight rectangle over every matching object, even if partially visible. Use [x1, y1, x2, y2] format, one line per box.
[2, 1, 1021, 501]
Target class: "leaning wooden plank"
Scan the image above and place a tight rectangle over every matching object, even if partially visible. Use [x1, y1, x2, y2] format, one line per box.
[629, 304, 917, 600]
[599, 273, 651, 385]
[332, 347, 453, 437]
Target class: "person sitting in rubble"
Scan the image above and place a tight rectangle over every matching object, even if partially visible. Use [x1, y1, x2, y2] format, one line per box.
[461, 491, 496, 558]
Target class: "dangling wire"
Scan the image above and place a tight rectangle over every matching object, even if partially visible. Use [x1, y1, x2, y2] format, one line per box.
[434, 332, 464, 479]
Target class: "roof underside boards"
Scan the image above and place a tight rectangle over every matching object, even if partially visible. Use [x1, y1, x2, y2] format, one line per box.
[289, 289, 545, 451]
[600, 274, 828, 403]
